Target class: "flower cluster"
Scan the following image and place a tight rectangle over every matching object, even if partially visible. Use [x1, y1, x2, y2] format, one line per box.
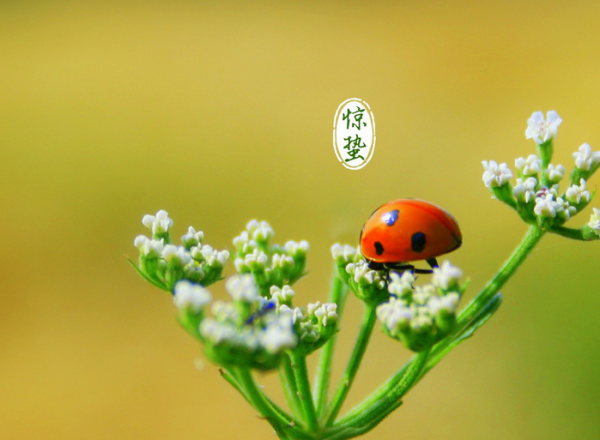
[376, 261, 466, 352]
[233, 220, 309, 296]
[132, 218, 340, 369]
[482, 111, 600, 237]
[133, 210, 229, 292]
[174, 276, 297, 370]
[173, 274, 340, 369]
[331, 244, 388, 303]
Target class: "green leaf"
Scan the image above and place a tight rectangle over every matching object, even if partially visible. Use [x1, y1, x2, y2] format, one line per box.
[426, 293, 503, 372]
[127, 258, 170, 292]
[455, 292, 503, 343]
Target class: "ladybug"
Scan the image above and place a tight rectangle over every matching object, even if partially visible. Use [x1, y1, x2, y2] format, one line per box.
[359, 199, 462, 273]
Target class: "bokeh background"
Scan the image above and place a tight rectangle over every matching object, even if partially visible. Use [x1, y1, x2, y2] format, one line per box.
[2, 1, 600, 439]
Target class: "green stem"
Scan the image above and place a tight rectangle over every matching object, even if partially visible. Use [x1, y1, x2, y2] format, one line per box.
[330, 226, 545, 434]
[313, 273, 349, 418]
[290, 352, 320, 433]
[324, 401, 403, 440]
[236, 368, 311, 440]
[333, 350, 429, 432]
[550, 225, 599, 241]
[219, 368, 249, 401]
[537, 140, 554, 187]
[325, 302, 377, 427]
[280, 353, 303, 421]
[450, 226, 544, 337]
[422, 293, 502, 376]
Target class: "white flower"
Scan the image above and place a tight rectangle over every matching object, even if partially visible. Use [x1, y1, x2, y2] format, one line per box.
[346, 260, 386, 288]
[546, 164, 566, 183]
[311, 303, 338, 327]
[331, 244, 359, 263]
[247, 220, 274, 242]
[200, 319, 237, 344]
[432, 261, 463, 290]
[525, 111, 562, 144]
[377, 298, 413, 333]
[284, 240, 309, 257]
[211, 301, 239, 321]
[565, 179, 591, 204]
[134, 235, 165, 258]
[184, 262, 205, 280]
[181, 226, 204, 248]
[260, 315, 297, 353]
[413, 284, 436, 305]
[410, 315, 433, 331]
[299, 320, 319, 342]
[555, 197, 576, 221]
[387, 271, 415, 297]
[142, 210, 173, 236]
[162, 245, 192, 266]
[270, 285, 295, 306]
[200, 245, 230, 267]
[573, 143, 600, 171]
[173, 280, 212, 313]
[534, 193, 561, 217]
[588, 208, 600, 235]
[234, 248, 268, 273]
[279, 305, 304, 323]
[482, 161, 513, 188]
[515, 155, 542, 176]
[225, 274, 261, 302]
[272, 253, 294, 270]
[512, 177, 537, 203]
[428, 292, 460, 316]
[233, 231, 258, 255]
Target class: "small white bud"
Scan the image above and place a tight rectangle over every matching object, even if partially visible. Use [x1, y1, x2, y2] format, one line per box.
[260, 314, 297, 353]
[573, 143, 600, 171]
[534, 193, 560, 218]
[162, 245, 192, 266]
[270, 285, 295, 306]
[432, 261, 463, 290]
[173, 281, 212, 313]
[225, 274, 261, 302]
[512, 177, 537, 203]
[515, 155, 542, 176]
[181, 226, 204, 248]
[482, 161, 513, 188]
[587, 208, 600, 235]
[546, 164, 566, 183]
[565, 179, 591, 204]
[142, 210, 173, 236]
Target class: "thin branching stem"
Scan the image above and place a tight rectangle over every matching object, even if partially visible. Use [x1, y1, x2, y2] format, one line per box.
[313, 273, 349, 419]
[290, 352, 320, 433]
[325, 302, 378, 427]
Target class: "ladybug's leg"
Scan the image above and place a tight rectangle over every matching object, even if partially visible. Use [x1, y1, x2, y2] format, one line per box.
[366, 260, 385, 270]
[426, 258, 439, 269]
[383, 263, 414, 272]
[413, 268, 433, 274]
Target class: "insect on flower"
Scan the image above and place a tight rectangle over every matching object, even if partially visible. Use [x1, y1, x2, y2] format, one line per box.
[246, 300, 277, 324]
[359, 199, 462, 273]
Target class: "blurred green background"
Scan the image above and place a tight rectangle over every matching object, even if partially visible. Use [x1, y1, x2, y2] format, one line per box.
[1, 1, 599, 439]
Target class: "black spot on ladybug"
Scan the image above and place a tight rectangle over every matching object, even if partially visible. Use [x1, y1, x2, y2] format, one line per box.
[381, 209, 399, 226]
[374, 241, 384, 255]
[411, 232, 426, 253]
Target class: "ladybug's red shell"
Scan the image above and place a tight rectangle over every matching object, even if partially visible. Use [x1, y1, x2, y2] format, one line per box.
[359, 199, 462, 264]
